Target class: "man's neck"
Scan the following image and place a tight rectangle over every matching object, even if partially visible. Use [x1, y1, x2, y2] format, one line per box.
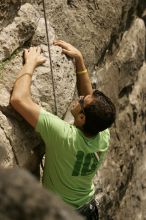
[76, 125, 95, 138]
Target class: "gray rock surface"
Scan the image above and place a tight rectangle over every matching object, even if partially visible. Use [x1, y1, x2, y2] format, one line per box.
[93, 17, 146, 219]
[115, 62, 146, 220]
[41, 0, 140, 70]
[0, 3, 39, 61]
[0, 0, 21, 31]
[0, 1, 146, 219]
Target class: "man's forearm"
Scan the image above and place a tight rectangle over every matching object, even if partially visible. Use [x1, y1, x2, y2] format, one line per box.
[10, 47, 45, 128]
[53, 40, 93, 96]
[11, 63, 35, 101]
[75, 54, 86, 73]
[75, 55, 93, 96]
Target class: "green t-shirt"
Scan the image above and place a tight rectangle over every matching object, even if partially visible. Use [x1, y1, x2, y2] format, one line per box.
[35, 109, 110, 208]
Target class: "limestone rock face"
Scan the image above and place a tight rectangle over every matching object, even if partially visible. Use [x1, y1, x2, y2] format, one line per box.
[41, 0, 140, 69]
[93, 17, 146, 219]
[0, 0, 21, 31]
[0, 0, 146, 219]
[0, 3, 39, 62]
[116, 63, 146, 220]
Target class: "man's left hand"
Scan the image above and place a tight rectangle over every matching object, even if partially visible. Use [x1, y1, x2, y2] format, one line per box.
[24, 47, 46, 69]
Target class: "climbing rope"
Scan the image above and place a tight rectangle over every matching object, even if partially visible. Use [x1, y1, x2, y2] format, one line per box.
[42, 0, 58, 115]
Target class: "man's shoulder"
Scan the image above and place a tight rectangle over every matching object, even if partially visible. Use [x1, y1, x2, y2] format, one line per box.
[100, 128, 110, 138]
[35, 108, 73, 133]
[38, 109, 68, 124]
[97, 129, 110, 152]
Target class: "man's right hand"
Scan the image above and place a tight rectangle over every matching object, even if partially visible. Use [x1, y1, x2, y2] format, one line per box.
[53, 40, 93, 96]
[53, 40, 82, 60]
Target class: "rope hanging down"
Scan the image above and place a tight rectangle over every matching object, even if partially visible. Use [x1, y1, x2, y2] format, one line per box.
[42, 0, 58, 115]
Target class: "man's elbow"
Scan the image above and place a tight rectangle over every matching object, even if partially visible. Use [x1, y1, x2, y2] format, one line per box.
[10, 94, 32, 112]
[10, 93, 28, 112]
[10, 96, 22, 110]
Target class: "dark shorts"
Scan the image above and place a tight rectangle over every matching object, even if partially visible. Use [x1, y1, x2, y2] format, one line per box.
[77, 199, 99, 220]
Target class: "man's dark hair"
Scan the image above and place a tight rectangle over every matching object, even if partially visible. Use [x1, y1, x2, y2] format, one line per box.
[83, 90, 116, 136]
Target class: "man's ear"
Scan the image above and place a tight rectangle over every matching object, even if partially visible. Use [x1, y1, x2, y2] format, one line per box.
[79, 113, 86, 125]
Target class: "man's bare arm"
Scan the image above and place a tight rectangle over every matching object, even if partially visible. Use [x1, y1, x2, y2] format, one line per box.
[75, 55, 93, 96]
[10, 47, 46, 127]
[53, 40, 93, 96]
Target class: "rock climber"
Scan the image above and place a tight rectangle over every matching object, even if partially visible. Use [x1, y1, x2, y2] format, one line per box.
[10, 40, 116, 220]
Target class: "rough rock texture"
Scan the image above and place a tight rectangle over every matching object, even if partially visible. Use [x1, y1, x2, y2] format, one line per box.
[114, 63, 146, 220]
[0, 3, 39, 61]
[0, 0, 146, 219]
[40, 0, 140, 69]
[0, 0, 21, 31]
[93, 17, 146, 220]
[0, 168, 83, 220]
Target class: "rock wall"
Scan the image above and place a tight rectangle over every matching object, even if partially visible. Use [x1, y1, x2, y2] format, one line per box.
[0, 0, 146, 219]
